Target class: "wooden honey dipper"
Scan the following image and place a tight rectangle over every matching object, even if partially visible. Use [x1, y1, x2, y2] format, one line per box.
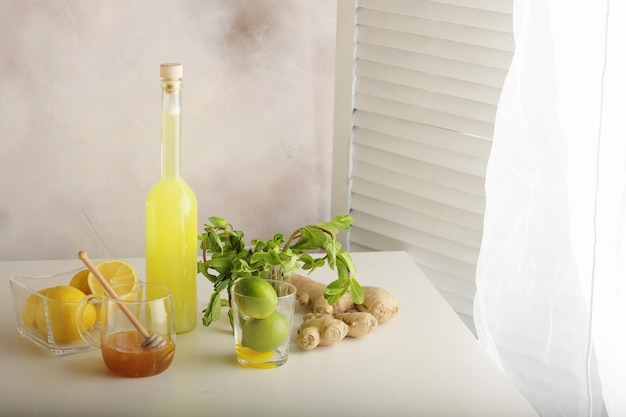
[77, 251, 166, 349]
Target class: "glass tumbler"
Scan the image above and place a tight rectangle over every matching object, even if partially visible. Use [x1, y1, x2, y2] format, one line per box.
[231, 279, 296, 369]
[76, 282, 175, 377]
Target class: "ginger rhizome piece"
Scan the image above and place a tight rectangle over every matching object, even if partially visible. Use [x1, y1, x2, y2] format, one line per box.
[356, 286, 399, 324]
[288, 273, 399, 323]
[334, 311, 378, 338]
[296, 311, 379, 350]
[290, 274, 399, 350]
[288, 273, 354, 315]
[297, 313, 349, 350]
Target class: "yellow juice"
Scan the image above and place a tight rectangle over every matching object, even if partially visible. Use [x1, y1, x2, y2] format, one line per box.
[146, 64, 198, 334]
[146, 178, 197, 333]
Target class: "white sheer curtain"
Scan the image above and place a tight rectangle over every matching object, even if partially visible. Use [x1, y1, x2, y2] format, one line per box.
[473, 1, 626, 416]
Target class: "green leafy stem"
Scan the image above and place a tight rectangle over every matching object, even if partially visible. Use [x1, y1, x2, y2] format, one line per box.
[197, 214, 364, 328]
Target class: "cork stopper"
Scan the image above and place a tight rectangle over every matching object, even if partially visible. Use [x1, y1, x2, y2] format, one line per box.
[160, 63, 183, 80]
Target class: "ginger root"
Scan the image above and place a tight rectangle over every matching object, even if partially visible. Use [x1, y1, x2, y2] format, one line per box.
[297, 313, 349, 350]
[297, 311, 378, 350]
[288, 273, 399, 323]
[288, 273, 354, 315]
[334, 311, 378, 338]
[357, 286, 399, 323]
[290, 273, 399, 350]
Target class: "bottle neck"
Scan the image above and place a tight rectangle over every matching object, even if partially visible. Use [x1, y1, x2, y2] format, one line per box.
[161, 79, 183, 179]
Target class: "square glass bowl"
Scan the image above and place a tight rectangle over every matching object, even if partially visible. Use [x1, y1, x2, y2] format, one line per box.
[9, 267, 99, 355]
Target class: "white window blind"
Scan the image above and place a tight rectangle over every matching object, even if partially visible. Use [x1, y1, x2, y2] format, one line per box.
[332, 0, 514, 332]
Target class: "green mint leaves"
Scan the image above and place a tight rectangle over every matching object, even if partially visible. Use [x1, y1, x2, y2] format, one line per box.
[197, 214, 363, 327]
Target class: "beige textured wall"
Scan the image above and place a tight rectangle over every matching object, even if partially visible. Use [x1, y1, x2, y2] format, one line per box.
[0, 1, 338, 260]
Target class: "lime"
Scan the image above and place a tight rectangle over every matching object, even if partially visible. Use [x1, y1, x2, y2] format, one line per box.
[233, 277, 278, 319]
[241, 311, 290, 352]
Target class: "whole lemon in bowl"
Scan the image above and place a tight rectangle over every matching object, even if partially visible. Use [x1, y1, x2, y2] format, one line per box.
[233, 277, 278, 319]
[34, 285, 96, 344]
[21, 288, 51, 330]
[69, 269, 92, 296]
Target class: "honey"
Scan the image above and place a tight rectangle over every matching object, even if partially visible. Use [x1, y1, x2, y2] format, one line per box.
[101, 330, 174, 377]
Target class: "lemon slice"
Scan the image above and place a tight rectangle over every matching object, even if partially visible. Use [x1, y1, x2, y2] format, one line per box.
[236, 345, 276, 369]
[87, 259, 138, 297]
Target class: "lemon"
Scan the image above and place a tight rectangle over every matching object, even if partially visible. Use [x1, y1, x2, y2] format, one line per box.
[233, 277, 278, 319]
[236, 345, 274, 362]
[21, 291, 45, 329]
[70, 268, 103, 321]
[241, 311, 290, 352]
[20, 287, 52, 332]
[35, 285, 96, 344]
[236, 345, 277, 369]
[69, 269, 91, 295]
[21, 294, 37, 328]
[87, 259, 138, 297]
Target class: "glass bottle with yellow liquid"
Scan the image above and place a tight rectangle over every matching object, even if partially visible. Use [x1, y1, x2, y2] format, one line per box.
[146, 63, 198, 334]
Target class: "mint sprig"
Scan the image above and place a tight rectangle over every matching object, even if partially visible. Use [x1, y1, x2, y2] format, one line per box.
[197, 214, 363, 328]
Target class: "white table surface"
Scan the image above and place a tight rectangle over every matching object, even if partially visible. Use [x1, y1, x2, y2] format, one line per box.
[0, 251, 538, 417]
